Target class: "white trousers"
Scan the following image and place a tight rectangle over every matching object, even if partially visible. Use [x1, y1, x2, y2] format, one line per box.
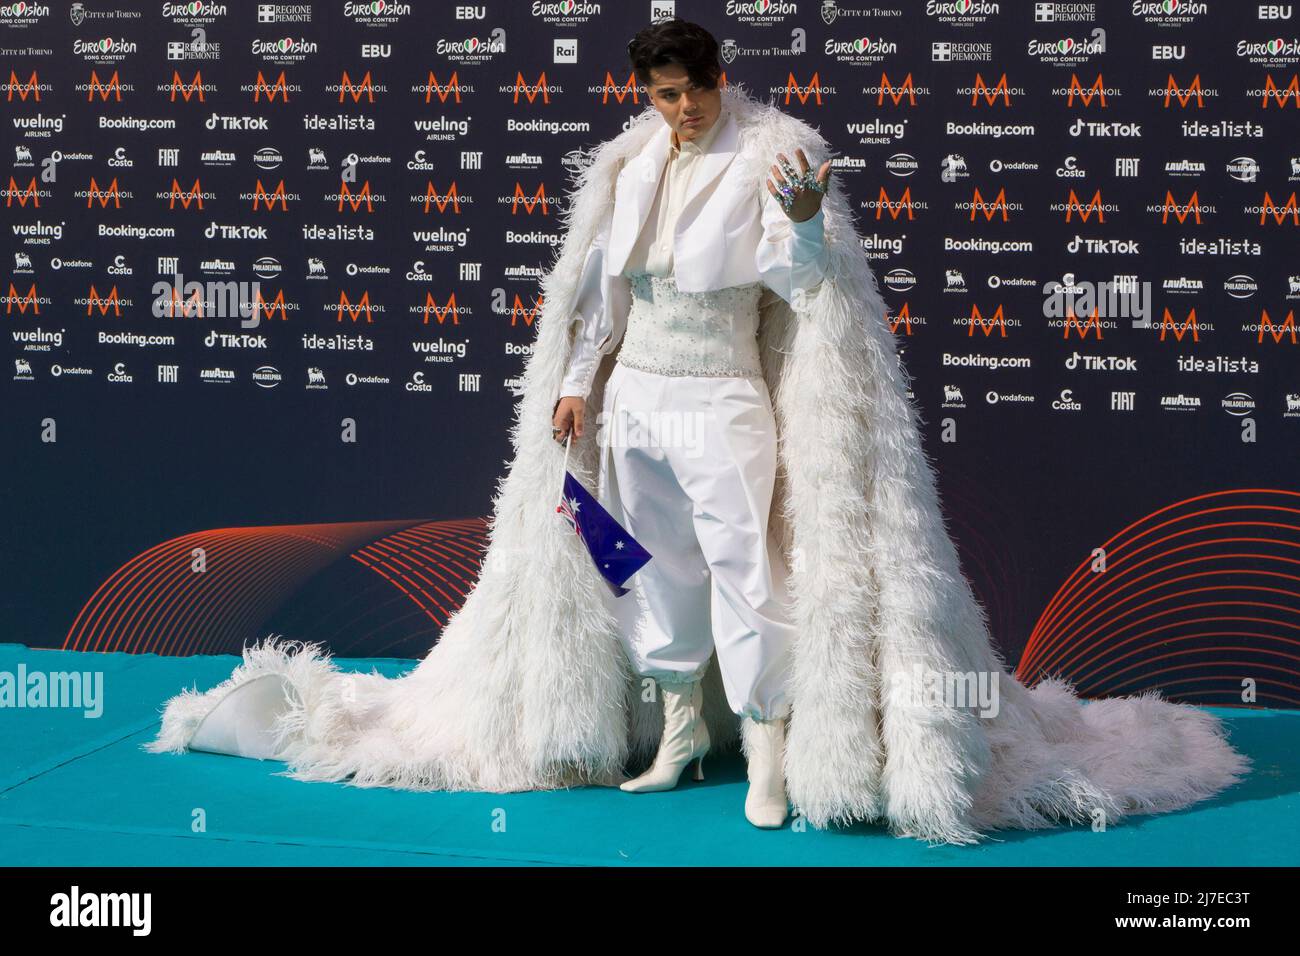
[596, 361, 796, 720]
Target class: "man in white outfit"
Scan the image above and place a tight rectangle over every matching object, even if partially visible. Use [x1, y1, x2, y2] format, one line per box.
[551, 22, 830, 828]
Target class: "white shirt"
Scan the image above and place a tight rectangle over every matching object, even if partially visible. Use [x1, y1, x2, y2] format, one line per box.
[559, 107, 828, 400]
[624, 108, 728, 277]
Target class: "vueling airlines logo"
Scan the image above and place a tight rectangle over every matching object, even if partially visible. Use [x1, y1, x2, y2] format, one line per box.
[782, 73, 824, 106]
[418, 71, 464, 103]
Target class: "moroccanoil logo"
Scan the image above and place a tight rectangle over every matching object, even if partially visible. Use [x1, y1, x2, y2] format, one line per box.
[509, 182, 549, 216]
[970, 73, 1014, 106]
[421, 292, 460, 325]
[418, 70, 464, 103]
[781, 72, 824, 106]
[1258, 308, 1297, 344]
[334, 70, 378, 103]
[84, 285, 124, 317]
[335, 290, 375, 323]
[1161, 190, 1206, 224]
[506, 293, 541, 329]
[511, 71, 552, 104]
[1255, 191, 1300, 225]
[159, 286, 205, 318]
[1259, 73, 1298, 107]
[84, 177, 124, 209]
[5, 177, 41, 207]
[420, 182, 461, 214]
[168, 70, 206, 102]
[251, 70, 290, 102]
[1159, 307, 1200, 343]
[1063, 307, 1103, 339]
[1162, 74, 1207, 108]
[888, 302, 913, 336]
[84, 69, 123, 101]
[1066, 73, 1109, 108]
[6, 69, 41, 101]
[968, 304, 1008, 338]
[251, 179, 289, 211]
[1062, 189, 1109, 223]
[871, 186, 916, 221]
[168, 179, 206, 210]
[6, 283, 40, 315]
[969, 186, 1013, 222]
[600, 72, 641, 105]
[252, 289, 288, 322]
[877, 72, 917, 107]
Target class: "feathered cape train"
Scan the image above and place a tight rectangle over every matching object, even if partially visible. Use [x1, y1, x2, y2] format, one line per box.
[145, 82, 1250, 845]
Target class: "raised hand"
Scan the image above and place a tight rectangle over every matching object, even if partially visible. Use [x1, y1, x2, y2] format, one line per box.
[766, 148, 831, 223]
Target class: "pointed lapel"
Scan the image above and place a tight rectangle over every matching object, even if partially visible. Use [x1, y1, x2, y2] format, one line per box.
[605, 108, 738, 277]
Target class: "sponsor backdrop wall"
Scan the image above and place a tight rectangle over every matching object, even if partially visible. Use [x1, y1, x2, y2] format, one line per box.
[4, 1, 1297, 708]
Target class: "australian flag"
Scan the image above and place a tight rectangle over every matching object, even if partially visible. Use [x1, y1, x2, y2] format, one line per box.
[556, 471, 652, 597]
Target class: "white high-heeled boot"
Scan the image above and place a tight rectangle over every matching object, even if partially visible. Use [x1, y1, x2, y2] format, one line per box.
[741, 714, 789, 828]
[620, 678, 711, 793]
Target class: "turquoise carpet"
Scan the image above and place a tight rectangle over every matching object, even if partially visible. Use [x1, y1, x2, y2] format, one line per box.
[1, 643, 1293, 867]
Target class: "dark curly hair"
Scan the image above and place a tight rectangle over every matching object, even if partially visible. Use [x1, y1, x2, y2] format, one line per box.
[627, 17, 722, 93]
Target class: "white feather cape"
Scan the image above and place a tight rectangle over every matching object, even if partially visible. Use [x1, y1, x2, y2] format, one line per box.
[146, 83, 1250, 845]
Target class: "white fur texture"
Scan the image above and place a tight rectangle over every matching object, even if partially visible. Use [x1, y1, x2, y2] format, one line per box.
[145, 83, 1250, 844]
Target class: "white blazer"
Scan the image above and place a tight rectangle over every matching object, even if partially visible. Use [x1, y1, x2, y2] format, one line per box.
[559, 108, 827, 400]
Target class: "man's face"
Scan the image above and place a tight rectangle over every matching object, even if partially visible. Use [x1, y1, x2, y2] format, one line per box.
[645, 64, 722, 146]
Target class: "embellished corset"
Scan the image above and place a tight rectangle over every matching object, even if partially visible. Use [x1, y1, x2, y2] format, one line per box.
[616, 273, 765, 379]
